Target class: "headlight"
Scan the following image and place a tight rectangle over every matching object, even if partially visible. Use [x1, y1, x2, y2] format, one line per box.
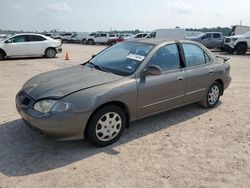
[34, 99, 70, 113]
[51, 101, 70, 112]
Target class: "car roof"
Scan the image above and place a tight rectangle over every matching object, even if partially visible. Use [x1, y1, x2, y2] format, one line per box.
[12, 33, 45, 37]
[124, 38, 177, 45]
[124, 38, 201, 46]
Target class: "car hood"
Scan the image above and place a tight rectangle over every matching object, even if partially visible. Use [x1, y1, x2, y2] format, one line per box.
[227, 34, 246, 39]
[22, 65, 123, 100]
[186, 36, 200, 41]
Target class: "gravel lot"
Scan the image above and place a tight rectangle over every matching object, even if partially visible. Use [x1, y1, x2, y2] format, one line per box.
[0, 43, 249, 188]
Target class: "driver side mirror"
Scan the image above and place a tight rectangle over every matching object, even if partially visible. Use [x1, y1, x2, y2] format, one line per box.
[142, 65, 161, 76]
[5, 39, 12, 43]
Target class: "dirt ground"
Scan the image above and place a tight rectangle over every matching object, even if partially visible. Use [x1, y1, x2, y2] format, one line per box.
[0, 44, 249, 188]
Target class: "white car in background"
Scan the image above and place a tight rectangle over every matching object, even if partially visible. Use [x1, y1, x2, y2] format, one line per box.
[0, 33, 62, 60]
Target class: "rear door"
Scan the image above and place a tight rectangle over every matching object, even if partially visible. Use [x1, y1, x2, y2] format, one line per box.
[4, 35, 30, 56]
[181, 43, 214, 103]
[26, 35, 48, 55]
[137, 43, 186, 117]
[212, 33, 223, 48]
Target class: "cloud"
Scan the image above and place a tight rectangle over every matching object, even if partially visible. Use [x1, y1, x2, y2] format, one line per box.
[121, 0, 134, 6]
[38, 2, 71, 14]
[166, 0, 194, 14]
[10, 4, 24, 10]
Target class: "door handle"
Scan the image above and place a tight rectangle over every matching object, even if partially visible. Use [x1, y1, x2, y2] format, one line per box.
[177, 76, 184, 82]
[209, 70, 214, 74]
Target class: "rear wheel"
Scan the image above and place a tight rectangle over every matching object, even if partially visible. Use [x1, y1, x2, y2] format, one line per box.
[235, 43, 247, 55]
[88, 39, 95, 45]
[81, 39, 86, 44]
[45, 48, 56, 58]
[86, 105, 126, 147]
[200, 82, 221, 108]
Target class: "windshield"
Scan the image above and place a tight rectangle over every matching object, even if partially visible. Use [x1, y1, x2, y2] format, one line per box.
[89, 42, 154, 76]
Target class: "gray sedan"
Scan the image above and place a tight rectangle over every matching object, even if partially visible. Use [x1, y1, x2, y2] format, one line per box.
[16, 39, 231, 146]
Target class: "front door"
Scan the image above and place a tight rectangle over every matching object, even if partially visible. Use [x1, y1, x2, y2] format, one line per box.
[137, 44, 186, 118]
[201, 33, 212, 48]
[4, 35, 30, 56]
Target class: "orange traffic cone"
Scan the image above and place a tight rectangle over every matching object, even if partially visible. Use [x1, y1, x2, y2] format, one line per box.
[65, 51, 69, 60]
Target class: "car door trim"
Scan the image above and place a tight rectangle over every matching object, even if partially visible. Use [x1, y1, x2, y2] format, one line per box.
[142, 94, 185, 108]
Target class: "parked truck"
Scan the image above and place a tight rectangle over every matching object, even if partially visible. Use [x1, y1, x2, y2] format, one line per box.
[69, 32, 89, 43]
[146, 28, 187, 40]
[230, 25, 250, 36]
[187, 32, 224, 49]
[224, 31, 250, 55]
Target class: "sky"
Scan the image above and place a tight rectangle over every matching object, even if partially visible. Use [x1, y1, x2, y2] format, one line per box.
[0, 0, 250, 32]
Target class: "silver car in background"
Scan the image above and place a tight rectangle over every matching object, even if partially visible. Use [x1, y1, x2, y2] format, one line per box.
[16, 39, 231, 146]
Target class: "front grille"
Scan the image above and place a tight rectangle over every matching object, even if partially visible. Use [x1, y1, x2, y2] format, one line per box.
[225, 38, 230, 43]
[19, 91, 35, 107]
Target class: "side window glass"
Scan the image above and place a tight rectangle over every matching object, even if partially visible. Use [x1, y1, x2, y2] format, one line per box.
[147, 44, 181, 72]
[207, 33, 212, 38]
[28, 35, 46, 42]
[213, 33, 220, 38]
[147, 32, 156, 38]
[182, 44, 206, 66]
[12, 35, 26, 43]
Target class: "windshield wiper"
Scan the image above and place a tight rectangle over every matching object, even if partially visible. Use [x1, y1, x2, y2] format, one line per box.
[87, 61, 109, 73]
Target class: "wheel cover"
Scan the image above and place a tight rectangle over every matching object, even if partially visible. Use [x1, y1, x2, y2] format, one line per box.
[208, 85, 220, 105]
[95, 112, 122, 142]
[47, 49, 55, 57]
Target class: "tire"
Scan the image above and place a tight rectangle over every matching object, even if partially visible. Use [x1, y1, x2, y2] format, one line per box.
[199, 82, 221, 108]
[81, 39, 86, 44]
[88, 39, 95, 45]
[86, 105, 126, 147]
[227, 48, 235, 54]
[45, 48, 56, 58]
[235, 43, 247, 55]
[0, 51, 5, 60]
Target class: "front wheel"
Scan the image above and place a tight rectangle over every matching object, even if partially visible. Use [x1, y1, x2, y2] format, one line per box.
[86, 105, 126, 147]
[0, 51, 5, 60]
[45, 48, 56, 58]
[199, 82, 221, 108]
[236, 43, 247, 55]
